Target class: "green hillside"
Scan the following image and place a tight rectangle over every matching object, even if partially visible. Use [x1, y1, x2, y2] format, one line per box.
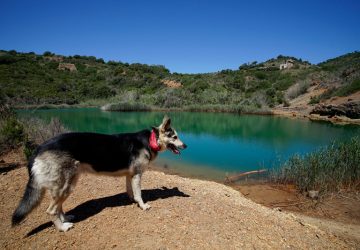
[0, 50, 359, 111]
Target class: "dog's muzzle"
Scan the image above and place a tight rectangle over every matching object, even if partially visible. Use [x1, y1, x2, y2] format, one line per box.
[167, 143, 187, 155]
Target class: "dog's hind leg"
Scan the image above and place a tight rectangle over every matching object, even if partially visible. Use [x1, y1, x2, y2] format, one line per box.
[47, 193, 74, 232]
[58, 169, 79, 223]
[58, 193, 75, 223]
[46, 161, 80, 232]
[131, 173, 150, 210]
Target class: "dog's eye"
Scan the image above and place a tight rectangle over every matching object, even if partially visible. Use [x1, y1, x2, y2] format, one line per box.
[173, 136, 178, 140]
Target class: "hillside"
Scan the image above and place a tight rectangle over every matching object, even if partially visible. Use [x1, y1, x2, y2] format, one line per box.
[0, 50, 359, 117]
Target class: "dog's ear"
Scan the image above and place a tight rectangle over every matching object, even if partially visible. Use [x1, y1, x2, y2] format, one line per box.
[160, 116, 171, 132]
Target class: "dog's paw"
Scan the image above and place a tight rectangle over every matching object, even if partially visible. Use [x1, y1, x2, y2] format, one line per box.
[57, 222, 74, 232]
[140, 203, 151, 210]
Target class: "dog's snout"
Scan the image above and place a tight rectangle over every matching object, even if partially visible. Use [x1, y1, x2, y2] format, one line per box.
[182, 143, 187, 149]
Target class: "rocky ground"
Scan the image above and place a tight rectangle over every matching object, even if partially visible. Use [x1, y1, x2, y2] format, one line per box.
[0, 149, 358, 249]
[272, 88, 360, 125]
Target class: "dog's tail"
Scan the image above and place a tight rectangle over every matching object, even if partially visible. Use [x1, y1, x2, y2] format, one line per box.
[12, 160, 44, 226]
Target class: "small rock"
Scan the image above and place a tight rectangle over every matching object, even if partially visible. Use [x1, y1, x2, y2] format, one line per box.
[274, 207, 282, 212]
[308, 190, 319, 199]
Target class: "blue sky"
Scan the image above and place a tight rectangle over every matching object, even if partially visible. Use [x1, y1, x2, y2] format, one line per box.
[1, 0, 359, 73]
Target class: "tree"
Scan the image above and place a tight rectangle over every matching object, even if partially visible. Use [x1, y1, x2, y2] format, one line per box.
[43, 51, 54, 57]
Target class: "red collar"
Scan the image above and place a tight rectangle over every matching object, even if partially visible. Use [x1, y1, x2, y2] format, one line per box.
[149, 129, 161, 152]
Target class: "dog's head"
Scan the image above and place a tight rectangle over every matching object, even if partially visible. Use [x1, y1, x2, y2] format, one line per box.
[152, 116, 187, 154]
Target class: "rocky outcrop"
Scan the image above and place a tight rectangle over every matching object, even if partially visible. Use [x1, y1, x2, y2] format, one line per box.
[58, 63, 77, 72]
[161, 79, 182, 88]
[310, 101, 360, 119]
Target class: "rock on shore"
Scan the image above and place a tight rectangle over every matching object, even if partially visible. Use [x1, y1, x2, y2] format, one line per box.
[310, 101, 360, 119]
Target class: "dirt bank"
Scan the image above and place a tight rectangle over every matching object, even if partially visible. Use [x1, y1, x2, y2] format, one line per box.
[272, 90, 360, 125]
[0, 150, 357, 249]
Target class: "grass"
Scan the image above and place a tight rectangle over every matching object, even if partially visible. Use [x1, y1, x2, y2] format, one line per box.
[101, 102, 153, 112]
[101, 101, 272, 115]
[270, 136, 360, 194]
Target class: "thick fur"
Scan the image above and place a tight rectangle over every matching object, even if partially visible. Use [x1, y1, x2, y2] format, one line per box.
[12, 116, 186, 232]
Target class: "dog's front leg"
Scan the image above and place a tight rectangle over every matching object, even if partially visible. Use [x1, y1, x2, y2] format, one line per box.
[126, 175, 134, 201]
[131, 173, 151, 210]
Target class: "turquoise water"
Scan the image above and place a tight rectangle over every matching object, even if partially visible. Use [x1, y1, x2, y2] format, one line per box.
[17, 108, 360, 181]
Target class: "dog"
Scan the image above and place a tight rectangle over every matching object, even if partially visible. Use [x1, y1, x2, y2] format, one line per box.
[12, 116, 187, 232]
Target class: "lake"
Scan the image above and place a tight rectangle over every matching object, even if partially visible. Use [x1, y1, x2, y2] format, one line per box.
[17, 108, 360, 181]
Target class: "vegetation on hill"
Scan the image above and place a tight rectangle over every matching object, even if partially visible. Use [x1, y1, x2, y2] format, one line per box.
[0, 50, 359, 112]
[309, 52, 360, 104]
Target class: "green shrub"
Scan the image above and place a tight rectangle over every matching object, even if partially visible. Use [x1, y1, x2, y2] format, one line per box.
[254, 71, 266, 80]
[266, 87, 276, 98]
[309, 96, 320, 104]
[0, 117, 25, 153]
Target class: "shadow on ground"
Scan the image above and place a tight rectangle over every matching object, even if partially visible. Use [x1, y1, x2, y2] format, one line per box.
[0, 163, 19, 174]
[26, 186, 190, 237]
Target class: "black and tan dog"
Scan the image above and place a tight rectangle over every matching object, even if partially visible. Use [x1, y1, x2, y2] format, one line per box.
[12, 116, 187, 231]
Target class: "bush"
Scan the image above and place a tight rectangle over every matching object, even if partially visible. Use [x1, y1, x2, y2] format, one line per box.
[0, 117, 25, 153]
[254, 71, 266, 80]
[266, 87, 276, 98]
[22, 117, 68, 145]
[22, 117, 69, 159]
[286, 80, 310, 99]
[0, 103, 25, 153]
[0, 100, 69, 156]
[188, 80, 209, 94]
[309, 96, 320, 104]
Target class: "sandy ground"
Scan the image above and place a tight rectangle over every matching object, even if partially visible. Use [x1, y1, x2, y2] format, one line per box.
[0, 149, 358, 249]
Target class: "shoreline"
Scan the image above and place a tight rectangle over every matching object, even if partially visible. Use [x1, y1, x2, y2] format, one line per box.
[13, 103, 360, 126]
[272, 108, 360, 125]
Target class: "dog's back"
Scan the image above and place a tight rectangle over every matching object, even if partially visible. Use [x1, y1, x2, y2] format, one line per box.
[36, 130, 151, 172]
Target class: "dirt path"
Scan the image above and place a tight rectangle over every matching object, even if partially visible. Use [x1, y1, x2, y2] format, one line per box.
[0, 164, 355, 249]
